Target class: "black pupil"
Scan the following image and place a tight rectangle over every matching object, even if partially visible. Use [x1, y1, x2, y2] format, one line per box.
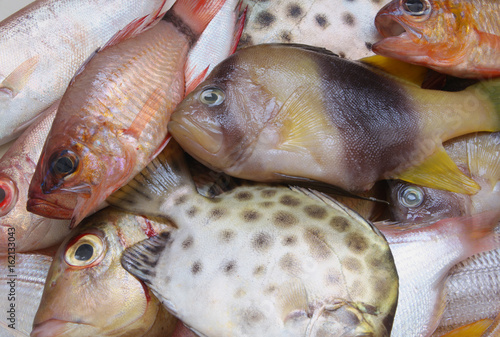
[0, 188, 5, 203]
[75, 243, 94, 261]
[405, 0, 425, 13]
[204, 91, 218, 103]
[54, 156, 74, 175]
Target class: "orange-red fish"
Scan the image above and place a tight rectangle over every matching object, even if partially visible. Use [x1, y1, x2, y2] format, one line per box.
[372, 0, 500, 78]
[27, 0, 234, 227]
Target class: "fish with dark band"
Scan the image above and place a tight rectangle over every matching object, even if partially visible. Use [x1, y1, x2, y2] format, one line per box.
[169, 44, 500, 195]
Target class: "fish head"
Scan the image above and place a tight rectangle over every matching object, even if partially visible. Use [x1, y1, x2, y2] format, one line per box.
[387, 180, 470, 223]
[32, 208, 175, 337]
[169, 50, 283, 177]
[373, 0, 463, 64]
[27, 130, 126, 223]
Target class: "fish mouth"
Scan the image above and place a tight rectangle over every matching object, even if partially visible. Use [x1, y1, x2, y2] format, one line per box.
[168, 116, 223, 156]
[31, 319, 97, 337]
[375, 13, 408, 39]
[27, 198, 73, 219]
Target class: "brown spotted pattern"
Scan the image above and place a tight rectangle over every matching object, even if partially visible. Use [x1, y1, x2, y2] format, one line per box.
[132, 184, 398, 336]
[239, 0, 390, 60]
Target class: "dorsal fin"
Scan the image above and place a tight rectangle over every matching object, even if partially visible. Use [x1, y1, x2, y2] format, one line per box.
[360, 55, 429, 87]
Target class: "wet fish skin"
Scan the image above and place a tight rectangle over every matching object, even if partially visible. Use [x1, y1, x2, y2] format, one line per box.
[0, 0, 174, 145]
[0, 101, 70, 254]
[169, 44, 500, 196]
[238, 0, 390, 59]
[376, 210, 500, 337]
[27, 0, 228, 227]
[110, 140, 398, 337]
[372, 0, 500, 78]
[31, 207, 176, 337]
[0, 250, 54, 336]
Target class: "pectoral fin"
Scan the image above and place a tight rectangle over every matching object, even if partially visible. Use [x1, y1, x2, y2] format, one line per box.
[123, 86, 165, 139]
[1, 55, 40, 97]
[274, 86, 329, 153]
[467, 132, 500, 187]
[395, 146, 481, 194]
[276, 280, 309, 322]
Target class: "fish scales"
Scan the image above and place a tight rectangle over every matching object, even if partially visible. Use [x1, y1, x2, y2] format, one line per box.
[111, 140, 398, 337]
[27, 0, 228, 226]
[169, 44, 500, 195]
[0, 0, 173, 145]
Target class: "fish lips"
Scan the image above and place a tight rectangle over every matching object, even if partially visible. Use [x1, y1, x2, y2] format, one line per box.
[26, 196, 74, 219]
[168, 116, 225, 164]
[31, 319, 98, 337]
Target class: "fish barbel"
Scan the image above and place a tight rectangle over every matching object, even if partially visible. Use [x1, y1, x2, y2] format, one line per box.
[169, 44, 500, 195]
[27, 0, 235, 227]
[31, 208, 177, 337]
[109, 139, 399, 337]
[0, 101, 70, 254]
[0, 0, 174, 145]
[372, 0, 500, 78]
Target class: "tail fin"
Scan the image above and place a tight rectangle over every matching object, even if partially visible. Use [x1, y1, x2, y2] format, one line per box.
[169, 0, 226, 38]
[106, 139, 196, 219]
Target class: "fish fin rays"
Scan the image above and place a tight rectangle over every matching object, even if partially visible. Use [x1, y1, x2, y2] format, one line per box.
[276, 280, 309, 322]
[439, 319, 493, 337]
[359, 55, 428, 87]
[0, 55, 40, 97]
[106, 139, 196, 218]
[274, 86, 328, 153]
[395, 146, 481, 195]
[121, 231, 172, 284]
[467, 132, 500, 186]
[101, 0, 172, 50]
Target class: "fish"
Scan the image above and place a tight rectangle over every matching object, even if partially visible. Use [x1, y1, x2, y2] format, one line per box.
[169, 44, 500, 196]
[385, 132, 500, 334]
[27, 0, 237, 227]
[0, 101, 70, 254]
[108, 139, 399, 337]
[0, 249, 55, 336]
[375, 210, 500, 337]
[238, 0, 390, 59]
[0, 0, 174, 145]
[372, 0, 500, 79]
[31, 207, 177, 337]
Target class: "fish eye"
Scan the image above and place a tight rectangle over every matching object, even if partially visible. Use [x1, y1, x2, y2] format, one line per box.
[199, 87, 225, 106]
[398, 185, 424, 208]
[64, 234, 105, 267]
[0, 177, 18, 217]
[50, 150, 79, 177]
[402, 0, 430, 16]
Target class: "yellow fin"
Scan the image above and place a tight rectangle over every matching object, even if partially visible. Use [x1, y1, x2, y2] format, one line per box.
[273, 85, 329, 153]
[276, 280, 309, 322]
[359, 55, 428, 87]
[467, 132, 500, 187]
[395, 146, 481, 194]
[440, 318, 493, 337]
[1, 55, 39, 97]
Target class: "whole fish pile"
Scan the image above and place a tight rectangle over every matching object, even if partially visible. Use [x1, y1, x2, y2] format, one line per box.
[1, 0, 500, 336]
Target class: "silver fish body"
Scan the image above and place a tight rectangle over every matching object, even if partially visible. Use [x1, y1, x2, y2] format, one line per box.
[111, 141, 399, 337]
[0, 0, 173, 145]
[0, 250, 54, 336]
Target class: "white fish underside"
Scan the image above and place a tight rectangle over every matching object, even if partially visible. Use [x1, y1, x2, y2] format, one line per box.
[0, 0, 173, 145]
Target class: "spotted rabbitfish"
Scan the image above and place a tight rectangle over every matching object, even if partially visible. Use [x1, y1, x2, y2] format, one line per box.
[108, 139, 399, 337]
